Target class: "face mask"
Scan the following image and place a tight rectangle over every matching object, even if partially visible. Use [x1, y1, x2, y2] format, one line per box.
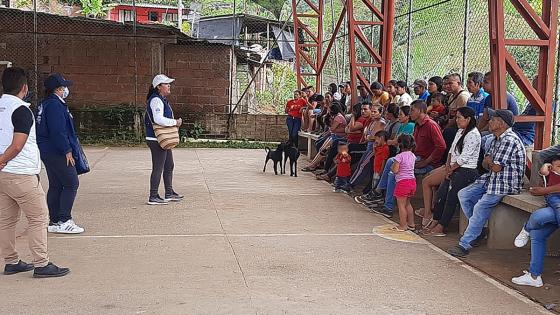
[62, 87, 70, 99]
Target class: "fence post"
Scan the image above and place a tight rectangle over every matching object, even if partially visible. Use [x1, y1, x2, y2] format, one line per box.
[461, 0, 470, 83]
[33, 0, 38, 107]
[405, 0, 413, 83]
[554, 31, 560, 144]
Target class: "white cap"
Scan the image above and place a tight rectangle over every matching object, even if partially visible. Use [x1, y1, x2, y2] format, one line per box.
[152, 74, 175, 88]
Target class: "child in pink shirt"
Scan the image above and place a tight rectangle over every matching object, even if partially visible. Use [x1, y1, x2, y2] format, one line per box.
[391, 134, 417, 231]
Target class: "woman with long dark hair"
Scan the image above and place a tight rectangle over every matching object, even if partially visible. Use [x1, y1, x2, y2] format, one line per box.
[423, 106, 481, 236]
[145, 74, 183, 205]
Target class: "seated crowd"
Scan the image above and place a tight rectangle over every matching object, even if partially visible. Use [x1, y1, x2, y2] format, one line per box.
[285, 72, 559, 288]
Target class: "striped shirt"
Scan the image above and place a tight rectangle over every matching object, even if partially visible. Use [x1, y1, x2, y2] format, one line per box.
[476, 128, 526, 195]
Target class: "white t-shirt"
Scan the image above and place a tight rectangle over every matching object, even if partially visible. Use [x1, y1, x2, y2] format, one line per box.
[449, 128, 481, 169]
[397, 93, 412, 107]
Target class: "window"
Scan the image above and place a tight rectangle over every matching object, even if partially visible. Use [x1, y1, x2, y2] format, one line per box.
[148, 11, 158, 22]
[162, 13, 178, 22]
[119, 10, 135, 22]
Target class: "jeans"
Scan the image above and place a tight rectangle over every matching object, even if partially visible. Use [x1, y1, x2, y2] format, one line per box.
[349, 149, 374, 188]
[432, 167, 479, 228]
[334, 176, 351, 190]
[42, 154, 79, 224]
[458, 181, 505, 250]
[414, 157, 434, 175]
[523, 207, 559, 276]
[147, 140, 174, 198]
[286, 116, 302, 147]
[546, 193, 560, 225]
[378, 157, 397, 211]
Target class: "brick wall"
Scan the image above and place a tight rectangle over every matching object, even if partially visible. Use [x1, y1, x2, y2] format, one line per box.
[200, 113, 288, 142]
[1, 8, 287, 142]
[164, 43, 232, 120]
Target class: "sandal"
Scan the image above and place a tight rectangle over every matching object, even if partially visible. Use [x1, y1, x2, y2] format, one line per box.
[423, 230, 446, 237]
[390, 226, 408, 232]
[302, 167, 316, 172]
[422, 218, 433, 228]
[414, 208, 425, 219]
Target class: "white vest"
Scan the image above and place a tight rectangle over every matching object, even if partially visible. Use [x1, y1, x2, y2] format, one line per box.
[0, 94, 41, 175]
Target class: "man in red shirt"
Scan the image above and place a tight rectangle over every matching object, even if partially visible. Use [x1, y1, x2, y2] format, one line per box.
[285, 90, 306, 147]
[410, 100, 446, 174]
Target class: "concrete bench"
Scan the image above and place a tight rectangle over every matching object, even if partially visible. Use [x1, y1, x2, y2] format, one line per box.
[298, 131, 321, 160]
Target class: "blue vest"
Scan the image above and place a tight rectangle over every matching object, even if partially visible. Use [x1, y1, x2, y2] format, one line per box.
[145, 93, 173, 138]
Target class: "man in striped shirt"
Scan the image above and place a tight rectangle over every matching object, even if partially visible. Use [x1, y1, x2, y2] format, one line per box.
[448, 109, 526, 257]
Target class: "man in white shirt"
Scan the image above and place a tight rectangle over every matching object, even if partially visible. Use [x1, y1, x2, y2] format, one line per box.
[0, 67, 69, 278]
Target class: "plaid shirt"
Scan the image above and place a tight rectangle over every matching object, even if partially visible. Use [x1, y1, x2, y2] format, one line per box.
[477, 128, 526, 195]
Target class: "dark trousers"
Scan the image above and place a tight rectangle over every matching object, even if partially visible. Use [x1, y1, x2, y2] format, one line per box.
[147, 140, 174, 198]
[286, 116, 301, 147]
[42, 154, 79, 224]
[432, 167, 479, 228]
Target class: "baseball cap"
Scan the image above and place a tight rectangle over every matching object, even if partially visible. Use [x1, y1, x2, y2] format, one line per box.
[152, 74, 175, 88]
[411, 79, 428, 88]
[487, 108, 515, 127]
[44, 74, 73, 90]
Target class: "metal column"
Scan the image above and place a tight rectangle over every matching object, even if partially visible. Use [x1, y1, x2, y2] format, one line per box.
[291, 0, 324, 91]
[488, 0, 558, 149]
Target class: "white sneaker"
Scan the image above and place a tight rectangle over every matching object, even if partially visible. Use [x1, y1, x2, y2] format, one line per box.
[514, 227, 530, 247]
[511, 271, 543, 287]
[55, 220, 85, 234]
[47, 223, 61, 233]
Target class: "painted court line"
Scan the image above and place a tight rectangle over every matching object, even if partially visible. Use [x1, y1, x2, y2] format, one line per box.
[426, 244, 552, 314]
[49, 232, 377, 240]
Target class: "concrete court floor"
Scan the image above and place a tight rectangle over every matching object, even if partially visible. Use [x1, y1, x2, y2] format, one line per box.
[0, 147, 551, 315]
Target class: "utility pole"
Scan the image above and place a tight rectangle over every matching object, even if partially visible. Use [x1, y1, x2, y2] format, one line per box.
[178, 0, 183, 31]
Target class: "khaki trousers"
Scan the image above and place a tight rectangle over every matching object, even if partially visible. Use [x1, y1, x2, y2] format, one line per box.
[0, 172, 49, 267]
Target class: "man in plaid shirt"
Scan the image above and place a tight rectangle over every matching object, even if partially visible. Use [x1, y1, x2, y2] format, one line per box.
[448, 109, 526, 257]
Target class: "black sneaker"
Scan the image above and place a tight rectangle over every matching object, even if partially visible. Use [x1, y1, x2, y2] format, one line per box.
[164, 192, 184, 202]
[33, 262, 70, 278]
[471, 227, 488, 247]
[379, 207, 394, 218]
[148, 195, 169, 205]
[372, 190, 384, 201]
[447, 245, 469, 257]
[4, 260, 34, 275]
[354, 195, 372, 204]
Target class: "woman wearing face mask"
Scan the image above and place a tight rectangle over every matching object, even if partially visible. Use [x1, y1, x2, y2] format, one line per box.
[36, 74, 84, 234]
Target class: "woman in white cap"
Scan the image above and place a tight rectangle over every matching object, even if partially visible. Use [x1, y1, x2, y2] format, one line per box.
[144, 74, 183, 205]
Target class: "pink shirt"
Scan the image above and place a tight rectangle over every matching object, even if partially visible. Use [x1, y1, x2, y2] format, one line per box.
[394, 151, 416, 182]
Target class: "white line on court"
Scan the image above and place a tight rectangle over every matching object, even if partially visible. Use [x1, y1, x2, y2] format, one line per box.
[426, 244, 552, 314]
[49, 232, 377, 240]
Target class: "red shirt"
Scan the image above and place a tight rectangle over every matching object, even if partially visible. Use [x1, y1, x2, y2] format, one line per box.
[429, 104, 446, 114]
[413, 116, 446, 168]
[336, 153, 352, 177]
[286, 98, 306, 118]
[347, 116, 370, 144]
[548, 172, 560, 187]
[373, 144, 390, 173]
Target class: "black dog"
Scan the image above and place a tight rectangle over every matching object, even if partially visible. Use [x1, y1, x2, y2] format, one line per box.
[282, 141, 300, 177]
[263, 143, 285, 175]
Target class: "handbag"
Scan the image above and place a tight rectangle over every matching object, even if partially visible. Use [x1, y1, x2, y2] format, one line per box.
[146, 107, 179, 150]
[72, 139, 90, 175]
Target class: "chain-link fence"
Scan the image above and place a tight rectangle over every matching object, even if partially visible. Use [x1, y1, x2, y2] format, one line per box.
[1, 0, 559, 142]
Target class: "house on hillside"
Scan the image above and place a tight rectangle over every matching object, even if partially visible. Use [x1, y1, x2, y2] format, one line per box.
[106, 2, 200, 26]
[194, 14, 296, 114]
